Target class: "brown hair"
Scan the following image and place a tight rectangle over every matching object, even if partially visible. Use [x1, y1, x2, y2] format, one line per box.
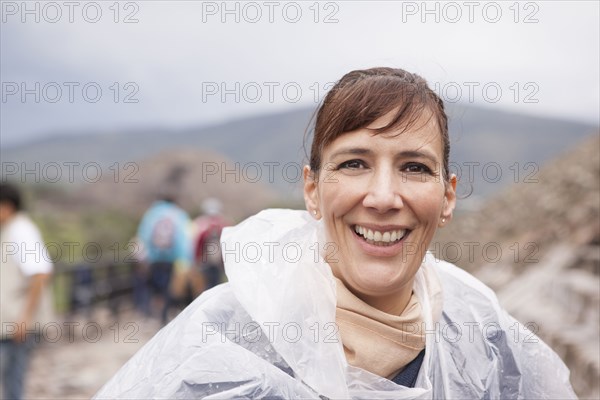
[0, 182, 22, 211]
[308, 67, 449, 181]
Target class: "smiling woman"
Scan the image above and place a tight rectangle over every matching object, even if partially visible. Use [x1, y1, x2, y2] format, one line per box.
[304, 110, 454, 315]
[95, 68, 577, 399]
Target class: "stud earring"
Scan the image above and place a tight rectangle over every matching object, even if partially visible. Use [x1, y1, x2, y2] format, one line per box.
[313, 210, 317, 216]
[441, 218, 446, 223]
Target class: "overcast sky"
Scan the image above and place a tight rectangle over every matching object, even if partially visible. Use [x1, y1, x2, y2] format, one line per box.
[1, 0, 599, 147]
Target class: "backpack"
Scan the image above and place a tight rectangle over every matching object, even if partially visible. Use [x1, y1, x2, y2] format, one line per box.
[195, 219, 225, 266]
[151, 216, 175, 252]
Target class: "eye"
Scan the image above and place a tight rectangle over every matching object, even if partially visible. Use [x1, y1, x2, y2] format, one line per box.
[337, 159, 367, 170]
[402, 162, 433, 174]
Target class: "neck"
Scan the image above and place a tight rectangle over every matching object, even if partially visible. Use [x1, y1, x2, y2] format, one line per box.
[351, 279, 415, 316]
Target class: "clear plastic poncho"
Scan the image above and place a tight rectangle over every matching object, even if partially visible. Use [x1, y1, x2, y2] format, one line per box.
[95, 209, 576, 399]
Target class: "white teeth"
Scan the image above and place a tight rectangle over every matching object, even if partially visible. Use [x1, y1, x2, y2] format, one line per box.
[353, 225, 407, 244]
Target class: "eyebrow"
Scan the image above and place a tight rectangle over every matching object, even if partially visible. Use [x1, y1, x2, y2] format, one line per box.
[329, 147, 372, 159]
[329, 147, 439, 164]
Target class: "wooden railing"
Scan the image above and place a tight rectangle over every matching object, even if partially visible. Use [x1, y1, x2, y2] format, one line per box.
[52, 262, 135, 315]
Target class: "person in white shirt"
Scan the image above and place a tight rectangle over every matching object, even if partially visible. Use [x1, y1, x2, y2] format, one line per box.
[0, 183, 54, 400]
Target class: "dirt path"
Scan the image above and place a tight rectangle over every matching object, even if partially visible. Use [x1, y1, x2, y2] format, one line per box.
[24, 308, 161, 399]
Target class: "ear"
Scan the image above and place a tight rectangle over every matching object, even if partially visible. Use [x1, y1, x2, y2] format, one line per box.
[303, 165, 320, 219]
[439, 173, 457, 227]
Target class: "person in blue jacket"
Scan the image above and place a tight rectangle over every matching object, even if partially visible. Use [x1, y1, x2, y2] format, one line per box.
[137, 195, 192, 324]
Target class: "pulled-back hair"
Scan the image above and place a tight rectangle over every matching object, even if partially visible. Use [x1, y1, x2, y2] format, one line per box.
[309, 67, 449, 181]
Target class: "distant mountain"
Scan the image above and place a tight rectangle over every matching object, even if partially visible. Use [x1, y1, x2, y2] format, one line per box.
[32, 148, 281, 222]
[81, 148, 280, 221]
[2, 103, 597, 202]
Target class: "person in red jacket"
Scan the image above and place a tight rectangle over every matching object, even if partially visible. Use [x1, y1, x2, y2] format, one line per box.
[191, 198, 229, 296]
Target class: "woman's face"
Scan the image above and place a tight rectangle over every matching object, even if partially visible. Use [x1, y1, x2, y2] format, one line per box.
[304, 111, 456, 313]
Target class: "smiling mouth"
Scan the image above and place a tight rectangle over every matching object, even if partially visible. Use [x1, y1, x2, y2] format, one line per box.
[353, 225, 409, 247]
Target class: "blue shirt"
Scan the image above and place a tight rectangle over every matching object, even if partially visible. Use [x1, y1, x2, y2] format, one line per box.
[391, 349, 425, 387]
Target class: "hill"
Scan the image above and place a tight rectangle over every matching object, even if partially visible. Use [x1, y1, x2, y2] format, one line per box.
[2, 103, 597, 200]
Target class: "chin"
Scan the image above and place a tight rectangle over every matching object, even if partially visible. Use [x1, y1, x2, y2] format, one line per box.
[350, 264, 410, 295]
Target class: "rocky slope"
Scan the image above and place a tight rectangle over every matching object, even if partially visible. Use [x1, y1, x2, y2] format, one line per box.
[434, 133, 600, 398]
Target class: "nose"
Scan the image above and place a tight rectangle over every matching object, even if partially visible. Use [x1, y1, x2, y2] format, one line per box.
[362, 167, 403, 213]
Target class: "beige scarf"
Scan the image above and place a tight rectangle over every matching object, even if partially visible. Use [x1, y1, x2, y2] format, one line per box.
[335, 263, 443, 379]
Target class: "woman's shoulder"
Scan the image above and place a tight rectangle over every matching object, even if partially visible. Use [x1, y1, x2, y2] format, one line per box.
[424, 253, 577, 399]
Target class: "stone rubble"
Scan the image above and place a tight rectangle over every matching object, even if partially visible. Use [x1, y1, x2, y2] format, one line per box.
[436, 134, 600, 398]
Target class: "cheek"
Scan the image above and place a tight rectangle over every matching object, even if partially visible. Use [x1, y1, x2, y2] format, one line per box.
[410, 185, 446, 223]
[318, 180, 361, 218]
